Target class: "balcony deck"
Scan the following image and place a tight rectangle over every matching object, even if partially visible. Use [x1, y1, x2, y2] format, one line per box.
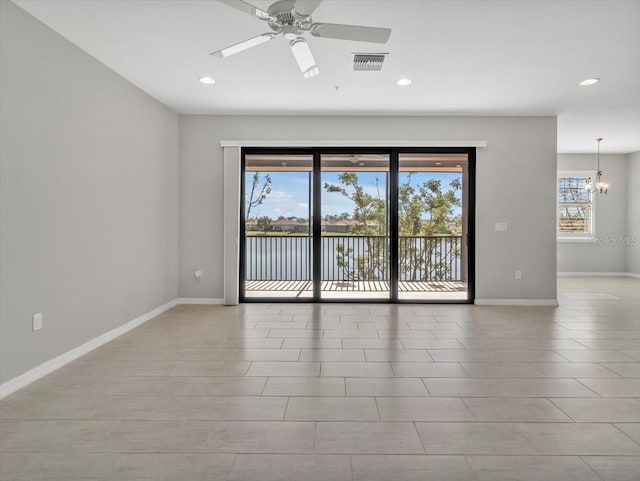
[244, 280, 468, 300]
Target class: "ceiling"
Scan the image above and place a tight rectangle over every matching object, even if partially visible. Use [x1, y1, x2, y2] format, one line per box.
[13, 0, 640, 153]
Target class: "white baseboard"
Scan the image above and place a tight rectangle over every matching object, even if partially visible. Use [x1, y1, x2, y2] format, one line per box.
[0, 297, 229, 398]
[557, 271, 639, 277]
[175, 297, 224, 304]
[474, 299, 559, 307]
[0, 299, 177, 399]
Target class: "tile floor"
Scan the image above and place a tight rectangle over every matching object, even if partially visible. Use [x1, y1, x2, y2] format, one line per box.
[1, 277, 639, 480]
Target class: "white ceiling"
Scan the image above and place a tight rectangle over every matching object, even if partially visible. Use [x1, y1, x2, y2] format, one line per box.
[13, 0, 640, 153]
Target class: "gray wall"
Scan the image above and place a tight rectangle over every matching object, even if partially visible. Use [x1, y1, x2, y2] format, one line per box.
[0, 2, 179, 383]
[557, 154, 628, 273]
[627, 152, 640, 274]
[178, 115, 558, 302]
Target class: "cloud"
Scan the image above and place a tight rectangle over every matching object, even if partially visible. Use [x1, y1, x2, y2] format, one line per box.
[268, 190, 294, 203]
[257, 190, 309, 218]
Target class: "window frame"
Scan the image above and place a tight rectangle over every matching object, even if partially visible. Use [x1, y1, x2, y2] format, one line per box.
[557, 170, 596, 243]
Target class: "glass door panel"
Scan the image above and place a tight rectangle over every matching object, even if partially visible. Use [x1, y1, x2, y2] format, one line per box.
[320, 153, 390, 299]
[242, 153, 313, 299]
[398, 153, 470, 301]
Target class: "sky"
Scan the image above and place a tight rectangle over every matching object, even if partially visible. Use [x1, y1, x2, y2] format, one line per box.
[246, 170, 462, 219]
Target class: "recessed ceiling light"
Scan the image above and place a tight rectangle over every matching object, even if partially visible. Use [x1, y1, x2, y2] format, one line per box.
[396, 78, 412, 86]
[579, 78, 599, 86]
[199, 76, 216, 85]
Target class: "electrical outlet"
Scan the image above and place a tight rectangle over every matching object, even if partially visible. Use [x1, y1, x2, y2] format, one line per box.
[515, 270, 522, 280]
[33, 312, 43, 331]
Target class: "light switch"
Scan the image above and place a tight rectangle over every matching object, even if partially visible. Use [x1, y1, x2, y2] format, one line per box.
[495, 222, 508, 232]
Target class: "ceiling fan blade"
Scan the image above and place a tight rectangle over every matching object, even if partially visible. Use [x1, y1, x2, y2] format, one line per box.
[310, 23, 391, 43]
[219, 0, 272, 20]
[289, 38, 319, 78]
[211, 33, 276, 58]
[293, 0, 323, 18]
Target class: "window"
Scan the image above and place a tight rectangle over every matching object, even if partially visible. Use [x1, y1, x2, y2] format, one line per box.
[557, 172, 595, 241]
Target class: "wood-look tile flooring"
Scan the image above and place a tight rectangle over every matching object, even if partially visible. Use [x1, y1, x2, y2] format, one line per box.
[1, 277, 639, 480]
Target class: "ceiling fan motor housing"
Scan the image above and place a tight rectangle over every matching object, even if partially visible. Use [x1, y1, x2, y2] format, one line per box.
[268, 0, 314, 35]
[282, 24, 299, 40]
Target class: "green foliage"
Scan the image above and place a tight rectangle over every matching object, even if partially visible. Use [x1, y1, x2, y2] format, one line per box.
[400, 174, 461, 236]
[399, 174, 461, 280]
[324, 172, 386, 236]
[325, 171, 462, 282]
[256, 216, 271, 231]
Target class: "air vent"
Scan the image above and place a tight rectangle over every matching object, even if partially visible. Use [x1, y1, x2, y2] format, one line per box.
[352, 54, 386, 71]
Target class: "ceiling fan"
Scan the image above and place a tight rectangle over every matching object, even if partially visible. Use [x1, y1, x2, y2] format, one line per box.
[211, 0, 392, 78]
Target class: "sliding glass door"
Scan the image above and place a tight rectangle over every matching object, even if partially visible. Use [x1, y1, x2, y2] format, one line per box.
[242, 153, 313, 299]
[397, 153, 471, 301]
[240, 148, 474, 302]
[320, 153, 390, 299]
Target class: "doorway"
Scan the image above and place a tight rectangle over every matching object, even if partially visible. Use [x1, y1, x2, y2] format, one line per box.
[240, 148, 474, 303]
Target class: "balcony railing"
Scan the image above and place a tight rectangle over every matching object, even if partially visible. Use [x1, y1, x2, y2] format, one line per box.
[245, 235, 463, 282]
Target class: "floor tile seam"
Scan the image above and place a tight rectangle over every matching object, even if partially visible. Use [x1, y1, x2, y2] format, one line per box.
[3, 416, 304, 422]
[411, 421, 428, 454]
[223, 454, 238, 481]
[349, 454, 354, 481]
[420, 378, 433, 396]
[41, 374, 265, 379]
[579, 454, 640, 458]
[574, 379, 606, 398]
[545, 397, 579, 422]
[6, 418, 624, 423]
[459, 397, 478, 422]
[373, 397, 381, 422]
[457, 363, 475, 377]
[578, 455, 608, 481]
[611, 423, 640, 448]
[243, 362, 253, 376]
[282, 396, 292, 421]
[596, 361, 634, 376]
[461, 455, 480, 480]
[2, 393, 276, 400]
[312, 420, 317, 453]
[3, 449, 637, 457]
[423, 349, 436, 362]
[419, 394, 628, 399]
[2, 394, 293, 400]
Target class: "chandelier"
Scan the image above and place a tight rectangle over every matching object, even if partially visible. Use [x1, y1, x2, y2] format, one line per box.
[586, 137, 610, 195]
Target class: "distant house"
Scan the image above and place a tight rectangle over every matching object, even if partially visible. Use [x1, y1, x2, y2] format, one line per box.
[270, 219, 309, 233]
[322, 219, 376, 233]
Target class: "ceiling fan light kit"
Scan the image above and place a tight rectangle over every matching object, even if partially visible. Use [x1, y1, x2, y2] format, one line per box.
[212, 0, 392, 78]
[290, 37, 319, 77]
